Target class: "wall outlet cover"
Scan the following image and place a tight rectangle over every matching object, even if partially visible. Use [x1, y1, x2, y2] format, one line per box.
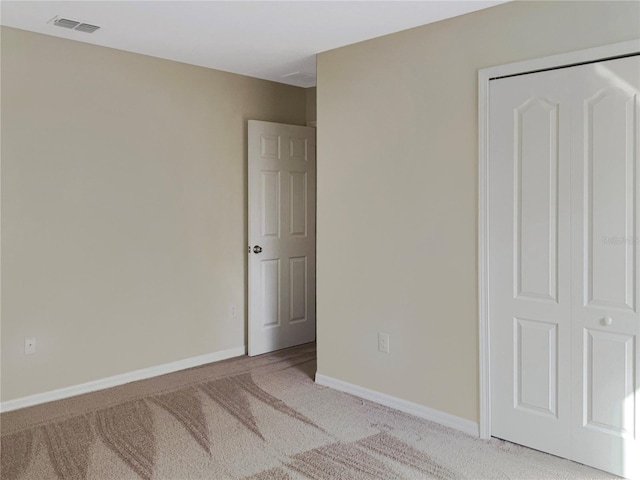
[378, 332, 390, 354]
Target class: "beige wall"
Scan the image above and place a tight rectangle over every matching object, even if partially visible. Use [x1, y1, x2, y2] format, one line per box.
[316, 1, 640, 423]
[0, 27, 307, 402]
[306, 87, 317, 124]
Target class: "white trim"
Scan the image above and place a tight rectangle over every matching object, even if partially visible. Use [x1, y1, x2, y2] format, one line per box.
[0, 345, 246, 413]
[315, 373, 479, 437]
[477, 39, 640, 441]
[478, 59, 492, 441]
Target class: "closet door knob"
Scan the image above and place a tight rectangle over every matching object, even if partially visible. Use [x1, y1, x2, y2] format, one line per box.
[602, 317, 613, 326]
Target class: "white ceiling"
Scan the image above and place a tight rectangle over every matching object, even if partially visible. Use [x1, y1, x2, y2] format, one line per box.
[1, 1, 506, 87]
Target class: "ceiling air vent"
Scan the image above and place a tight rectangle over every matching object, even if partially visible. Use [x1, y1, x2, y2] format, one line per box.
[50, 16, 100, 33]
[53, 18, 80, 29]
[74, 23, 100, 34]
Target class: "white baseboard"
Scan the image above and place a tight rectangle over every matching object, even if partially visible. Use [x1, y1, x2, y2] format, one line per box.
[315, 372, 479, 437]
[0, 346, 246, 413]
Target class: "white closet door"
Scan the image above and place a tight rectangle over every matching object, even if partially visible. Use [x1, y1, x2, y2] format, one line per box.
[569, 56, 640, 479]
[490, 54, 640, 479]
[489, 67, 573, 458]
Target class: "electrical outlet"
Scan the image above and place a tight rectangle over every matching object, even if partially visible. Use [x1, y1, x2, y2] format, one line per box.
[25, 337, 36, 355]
[378, 332, 390, 354]
[229, 304, 238, 319]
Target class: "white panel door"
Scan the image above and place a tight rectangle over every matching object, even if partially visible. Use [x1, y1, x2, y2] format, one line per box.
[248, 120, 316, 356]
[569, 56, 639, 478]
[489, 67, 572, 458]
[490, 55, 640, 479]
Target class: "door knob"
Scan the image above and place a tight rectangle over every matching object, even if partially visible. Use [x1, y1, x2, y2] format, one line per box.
[602, 317, 613, 326]
[253, 245, 263, 254]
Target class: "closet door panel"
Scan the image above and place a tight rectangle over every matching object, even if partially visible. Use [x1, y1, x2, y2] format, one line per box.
[489, 66, 572, 458]
[570, 55, 640, 479]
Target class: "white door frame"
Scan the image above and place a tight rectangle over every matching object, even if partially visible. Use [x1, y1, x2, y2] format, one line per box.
[478, 39, 640, 440]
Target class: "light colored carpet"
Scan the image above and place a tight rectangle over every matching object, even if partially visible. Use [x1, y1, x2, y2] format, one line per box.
[1, 344, 617, 479]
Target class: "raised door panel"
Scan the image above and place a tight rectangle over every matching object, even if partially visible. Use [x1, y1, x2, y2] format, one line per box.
[261, 259, 281, 328]
[289, 137, 308, 162]
[261, 171, 281, 238]
[583, 330, 635, 438]
[289, 257, 307, 323]
[584, 89, 637, 312]
[515, 318, 558, 417]
[261, 134, 281, 160]
[289, 172, 307, 237]
[515, 99, 559, 303]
